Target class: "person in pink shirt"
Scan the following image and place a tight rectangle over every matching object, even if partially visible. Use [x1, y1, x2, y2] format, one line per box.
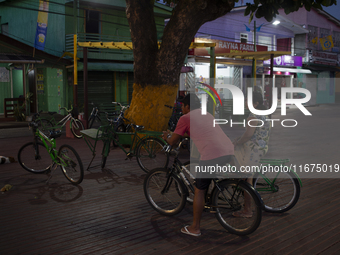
[162, 93, 234, 237]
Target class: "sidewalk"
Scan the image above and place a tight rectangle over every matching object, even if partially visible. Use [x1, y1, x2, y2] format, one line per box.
[0, 105, 340, 254]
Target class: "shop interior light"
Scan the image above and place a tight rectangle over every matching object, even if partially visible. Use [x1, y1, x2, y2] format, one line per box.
[273, 20, 280, 25]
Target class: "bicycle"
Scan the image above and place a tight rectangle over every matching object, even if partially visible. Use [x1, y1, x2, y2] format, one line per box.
[17, 121, 84, 185]
[143, 140, 263, 236]
[33, 106, 85, 139]
[253, 159, 301, 213]
[80, 114, 169, 172]
[185, 159, 301, 213]
[88, 103, 101, 129]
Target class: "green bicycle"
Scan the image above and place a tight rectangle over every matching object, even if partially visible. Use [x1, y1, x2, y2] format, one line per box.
[81, 114, 169, 172]
[17, 121, 84, 184]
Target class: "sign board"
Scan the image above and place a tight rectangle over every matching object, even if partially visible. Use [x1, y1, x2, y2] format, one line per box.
[263, 55, 302, 67]
[191, 38, 268, 56]
[309, 50, 338, 66]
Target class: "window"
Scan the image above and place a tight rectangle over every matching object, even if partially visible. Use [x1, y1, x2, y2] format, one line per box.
[240, 33, 248, 43]
[85, 10, 100, 34]
[333, 31, 340, 48]
[308, 25, 318, 50]
[1, 23, 9, 35]
[258, 35, 272, 51]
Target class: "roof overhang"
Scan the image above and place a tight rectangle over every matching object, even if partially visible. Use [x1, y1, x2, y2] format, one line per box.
[0, 34, 71, 67]
[272, 15, 309, 34]
[216, 51, 291, 61]
[0, 53, 45, 64]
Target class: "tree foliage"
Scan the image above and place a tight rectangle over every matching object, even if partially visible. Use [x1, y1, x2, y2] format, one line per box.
[161, 0, 337, 23]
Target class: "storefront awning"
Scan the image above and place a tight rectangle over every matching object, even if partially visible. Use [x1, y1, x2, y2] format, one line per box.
[216, 51, 291, 60]
[273, 67, 312, 74]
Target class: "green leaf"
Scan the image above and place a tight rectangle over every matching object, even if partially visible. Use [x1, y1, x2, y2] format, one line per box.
[245, 6, 251, 16]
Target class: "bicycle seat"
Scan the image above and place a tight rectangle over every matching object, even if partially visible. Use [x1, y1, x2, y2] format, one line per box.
[47, 111, 57, 115]
[133, 124, 144, 131]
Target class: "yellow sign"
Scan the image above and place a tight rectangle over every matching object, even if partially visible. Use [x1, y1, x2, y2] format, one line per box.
[319, 35, 334, 50]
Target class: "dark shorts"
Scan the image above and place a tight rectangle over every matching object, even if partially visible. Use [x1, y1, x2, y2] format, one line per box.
[195, 155, 233, 190]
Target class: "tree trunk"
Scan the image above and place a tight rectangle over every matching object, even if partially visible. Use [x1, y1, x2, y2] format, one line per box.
[125, 0, 234, 131]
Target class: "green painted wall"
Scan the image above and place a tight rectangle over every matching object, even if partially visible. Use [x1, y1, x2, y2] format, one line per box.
[45, 68, 66, 113]
[0, 66, 11, 114]
[36, 68, 48, 112]
[12, 69, 23, 98]
[115, 72, 128, 103]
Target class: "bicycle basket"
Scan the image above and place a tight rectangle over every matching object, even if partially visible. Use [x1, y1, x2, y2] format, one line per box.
[116, 132, 134, 145]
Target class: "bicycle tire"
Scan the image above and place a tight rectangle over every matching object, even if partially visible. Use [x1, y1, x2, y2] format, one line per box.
[212, 179, 262, 236]
[70, 119, 85, 139]
[253, 171, 300, 213]
[136, 137, 169, 173]
[36, 118, 54, 137]
[144, 168, 187, 216]
[18, 142, 51, 174]
[58, 144, 84, 185]
[101, 140, 110, 169]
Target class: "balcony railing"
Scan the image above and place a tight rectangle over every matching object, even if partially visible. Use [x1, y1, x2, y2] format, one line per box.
[65, 33, 133, 58]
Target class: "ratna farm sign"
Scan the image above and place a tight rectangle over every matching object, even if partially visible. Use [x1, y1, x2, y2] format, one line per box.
[189, 38, 268, 56]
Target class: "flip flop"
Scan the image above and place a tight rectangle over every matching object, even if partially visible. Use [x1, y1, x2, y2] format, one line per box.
[232, 211, 253, 218]
[181, 225, 201, 237]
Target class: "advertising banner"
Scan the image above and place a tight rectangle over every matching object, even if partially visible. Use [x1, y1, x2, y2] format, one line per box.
[34, 0, 49, 50]
[191, 38, 268, 56]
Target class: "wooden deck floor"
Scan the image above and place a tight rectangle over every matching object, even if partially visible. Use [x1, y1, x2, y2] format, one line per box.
[1, 104, 340, 254]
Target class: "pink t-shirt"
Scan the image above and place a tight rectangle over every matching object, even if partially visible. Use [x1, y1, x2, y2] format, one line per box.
[174, 109, 234, 160]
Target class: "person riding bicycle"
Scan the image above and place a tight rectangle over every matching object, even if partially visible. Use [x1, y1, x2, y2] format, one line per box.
[162, 93, 234, 237]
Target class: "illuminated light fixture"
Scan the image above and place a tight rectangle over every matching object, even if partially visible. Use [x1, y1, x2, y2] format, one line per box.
[273, 20, 280, 25]
[277, 71, 281, 74]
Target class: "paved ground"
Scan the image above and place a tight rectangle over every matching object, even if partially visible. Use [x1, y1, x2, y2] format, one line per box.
[0, 104, 340, 254]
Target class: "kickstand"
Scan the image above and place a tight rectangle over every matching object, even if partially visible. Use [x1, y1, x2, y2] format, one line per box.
[46, 163, 58, 184]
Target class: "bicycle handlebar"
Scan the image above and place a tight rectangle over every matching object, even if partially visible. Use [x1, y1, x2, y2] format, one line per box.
[60, 105, 73, 113]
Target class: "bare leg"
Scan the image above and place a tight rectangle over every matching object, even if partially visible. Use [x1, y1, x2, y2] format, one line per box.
[181, 187, 206, 235]
[243, 178, 253, 213]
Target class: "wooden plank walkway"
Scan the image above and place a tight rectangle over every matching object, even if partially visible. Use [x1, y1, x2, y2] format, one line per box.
[1, 104, 340, 254]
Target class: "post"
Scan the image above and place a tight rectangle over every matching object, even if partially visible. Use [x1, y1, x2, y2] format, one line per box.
[73, 34, 78, 107]
[252, 21, 257, 87]
[83, 47, 88, 128]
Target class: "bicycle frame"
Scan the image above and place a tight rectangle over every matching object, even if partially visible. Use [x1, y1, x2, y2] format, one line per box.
[31, 126, 67, 167]
[162, 142, 247, 210]
[255, 160, 303, 192]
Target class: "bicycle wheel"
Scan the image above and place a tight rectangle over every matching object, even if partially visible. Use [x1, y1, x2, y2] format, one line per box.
[18, 142, 51, 173]
[144, 168, 187, 216]
[36, 118, 53, 137]
[70, 119, 85, 139]
[101, 140, 110, 169]
[212, 179, 262, 236]
[136, 137, 169, 173]
[58, 145, 84, 185]
[253, 171, 300, 213]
